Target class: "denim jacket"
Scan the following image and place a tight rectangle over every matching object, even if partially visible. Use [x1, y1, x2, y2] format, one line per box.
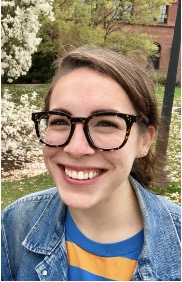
[1, 177, 181, 281]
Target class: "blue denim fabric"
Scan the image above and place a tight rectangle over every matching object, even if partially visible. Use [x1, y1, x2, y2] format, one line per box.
[1, 177, 181, 281]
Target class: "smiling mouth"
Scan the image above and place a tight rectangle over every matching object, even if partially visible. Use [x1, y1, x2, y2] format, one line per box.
[62, 165, 103, 181]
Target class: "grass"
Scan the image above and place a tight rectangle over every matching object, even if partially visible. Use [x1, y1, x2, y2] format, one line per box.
[1, 84, 181, 209]
[2, 83, 49, 109]
[2, 173, 54, 210]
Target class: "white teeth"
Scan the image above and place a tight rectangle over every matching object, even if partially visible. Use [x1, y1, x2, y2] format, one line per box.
[77, 171, 84, 180]
[65, 168, 99, 180]
[72, 171, 77, 179]
[89, 171, 93, 179]
[84, 172, 88, 179]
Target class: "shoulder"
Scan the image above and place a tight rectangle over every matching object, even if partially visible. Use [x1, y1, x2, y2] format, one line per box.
[2, 187, 66, 259]
[156, 194, 181, 228]
[2, 187, 58, 215]
[131, 176, 180, 215]
[2, 188, 60, 236]
[149, 191, 180, 224]
[156, 194, 180, 214]
[130, 177, 181, 235]
[3, 187, 58, 211]
[1, 188, 66, 281]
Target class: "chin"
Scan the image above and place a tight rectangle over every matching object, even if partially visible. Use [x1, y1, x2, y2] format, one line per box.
[56, 186, 100, 210]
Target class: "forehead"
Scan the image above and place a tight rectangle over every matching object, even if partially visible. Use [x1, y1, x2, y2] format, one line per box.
[49, 68, 136, 115]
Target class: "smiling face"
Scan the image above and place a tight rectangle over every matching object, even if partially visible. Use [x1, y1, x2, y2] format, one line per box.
[43, 68, 153, 210]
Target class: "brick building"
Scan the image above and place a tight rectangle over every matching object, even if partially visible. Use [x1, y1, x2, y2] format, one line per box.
[143, 1, 180, 79]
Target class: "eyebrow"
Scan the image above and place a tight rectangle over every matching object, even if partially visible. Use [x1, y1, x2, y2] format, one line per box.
[90, 109, 118, 114]
[50, 108, 72, 115]
[50, 108, 118, 116]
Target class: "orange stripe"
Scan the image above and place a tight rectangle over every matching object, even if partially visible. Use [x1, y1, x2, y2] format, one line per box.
[66, 241, 137, 281]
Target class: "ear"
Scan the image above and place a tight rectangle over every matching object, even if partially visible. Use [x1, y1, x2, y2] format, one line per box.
[136, 126, 156, 158]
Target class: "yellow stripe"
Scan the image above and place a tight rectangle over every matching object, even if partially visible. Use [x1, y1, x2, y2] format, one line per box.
[66, 241, 137, 281]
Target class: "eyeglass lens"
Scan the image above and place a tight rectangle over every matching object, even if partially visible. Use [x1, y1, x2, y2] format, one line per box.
[38, 114, 128, 150]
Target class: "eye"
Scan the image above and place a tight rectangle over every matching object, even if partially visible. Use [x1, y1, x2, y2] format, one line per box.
[50, 119, 68, 126]
[96, 120, 119, 128]
[48, 115, 70, 127]
[89, 116, 126, 133]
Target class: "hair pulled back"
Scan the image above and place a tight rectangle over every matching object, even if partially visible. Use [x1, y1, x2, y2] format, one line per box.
[45, 45, 167, 189]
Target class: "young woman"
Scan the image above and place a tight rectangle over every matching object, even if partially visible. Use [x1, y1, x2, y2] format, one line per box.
[2, 46, 181, 281]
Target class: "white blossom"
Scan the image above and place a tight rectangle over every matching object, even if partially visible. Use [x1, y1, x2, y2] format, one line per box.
[1, 0, 54, 81]
[2, 88, 42, 161]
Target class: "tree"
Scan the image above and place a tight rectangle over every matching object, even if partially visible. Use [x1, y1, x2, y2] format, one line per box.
[51, 0, 174, 56]
[1, 0, 55, 82]
[8, 0, 175, 83]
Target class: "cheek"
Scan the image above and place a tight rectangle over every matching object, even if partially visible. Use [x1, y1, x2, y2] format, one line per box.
[43, 145, 50, 156]
[126, 127, 143, 156]
[43, 146, 51, 171]
[42, 146, 59, 167]
[43, 145, 50, 161]
[101, 152, 134, 193]
[43, 145, 59, 156]
[113, 152, 134, 170]
[109, 141, 139, 173]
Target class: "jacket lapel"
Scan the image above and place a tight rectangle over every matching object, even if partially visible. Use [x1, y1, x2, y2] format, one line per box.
[22, 191, 68, 280]
[131, 177, 181, 281]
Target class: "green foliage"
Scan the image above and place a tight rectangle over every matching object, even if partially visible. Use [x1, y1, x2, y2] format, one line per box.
[53, 0, 174, 50]
[6, 0, 175, 83]
[106, 28, 158, 56]
[149, 72, 181, 86]
[14, 51, 57, 84]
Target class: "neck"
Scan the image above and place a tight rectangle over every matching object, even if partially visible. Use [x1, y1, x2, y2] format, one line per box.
[68, 179, 143, 243]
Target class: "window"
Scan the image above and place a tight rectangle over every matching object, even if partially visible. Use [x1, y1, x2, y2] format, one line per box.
[147, 43, 161, 70]
[158, 5, 168, 24]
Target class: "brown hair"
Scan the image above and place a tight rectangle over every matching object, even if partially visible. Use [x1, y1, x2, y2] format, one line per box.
[44, 45, 167, 189]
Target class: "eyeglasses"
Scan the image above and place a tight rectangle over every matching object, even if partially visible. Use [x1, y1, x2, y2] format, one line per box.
[32, 111, 148, 151]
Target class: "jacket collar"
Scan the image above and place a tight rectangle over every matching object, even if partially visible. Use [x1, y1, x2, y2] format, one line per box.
[22, 191, 66, 255]
[22, 191, 68, 281]
[130, 177, 181, 281]
[22, 178, 180, 280]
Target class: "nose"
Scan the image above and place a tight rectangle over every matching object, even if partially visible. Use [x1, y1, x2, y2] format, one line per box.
[63, 123, 95, 157]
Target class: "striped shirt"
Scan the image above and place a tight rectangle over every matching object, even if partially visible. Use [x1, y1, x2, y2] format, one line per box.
[65, 209, 144, 281]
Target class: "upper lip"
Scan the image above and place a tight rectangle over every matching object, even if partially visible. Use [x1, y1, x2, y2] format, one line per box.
[58, 164, 105, 172]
